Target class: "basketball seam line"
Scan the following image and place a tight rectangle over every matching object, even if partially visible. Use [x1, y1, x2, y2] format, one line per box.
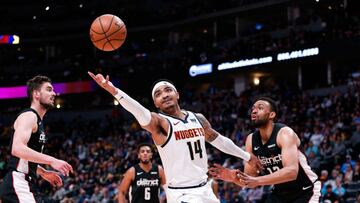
[91, 24, 126, 43]
[99, 16, 113, 50]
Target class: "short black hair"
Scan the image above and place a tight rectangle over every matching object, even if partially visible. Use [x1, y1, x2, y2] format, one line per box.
[150, 79, 176, 93]
[26, 75, 52, 102]
[254, 96, 278, 116]
[137, 143, 154, 153]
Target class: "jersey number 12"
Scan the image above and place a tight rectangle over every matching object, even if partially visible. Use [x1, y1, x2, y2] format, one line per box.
[187, 139, 203, 160]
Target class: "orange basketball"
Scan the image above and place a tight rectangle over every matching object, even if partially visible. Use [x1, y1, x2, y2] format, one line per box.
[90, 14, 127, 51]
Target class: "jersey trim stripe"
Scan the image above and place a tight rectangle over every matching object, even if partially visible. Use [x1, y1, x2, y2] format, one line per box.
[158, 111, 189, 123]
[298, 151, 318, 183]
[309, 181, 321, 202]
[161, 118, 173, 148]
[12, 171, 36, 203]
[192, 112, 204, 128]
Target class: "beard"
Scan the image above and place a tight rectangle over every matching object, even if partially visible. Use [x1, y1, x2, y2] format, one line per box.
[40, 99, 54, 110]
[140, 159, 150, 164]
[251, 118, 269, 128]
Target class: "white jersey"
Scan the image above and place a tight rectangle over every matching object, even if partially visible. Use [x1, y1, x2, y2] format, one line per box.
[156, 110, 208, 187]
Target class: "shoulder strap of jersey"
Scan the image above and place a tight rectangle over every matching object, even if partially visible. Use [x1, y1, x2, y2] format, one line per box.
[17, 108, 41, 123]
[134, 164, 141, 173]
[252, 130, 260, 152]
[151, 163, 158, 172]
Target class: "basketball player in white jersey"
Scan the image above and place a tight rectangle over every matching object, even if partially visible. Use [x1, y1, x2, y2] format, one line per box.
[88, 72, 261, 203]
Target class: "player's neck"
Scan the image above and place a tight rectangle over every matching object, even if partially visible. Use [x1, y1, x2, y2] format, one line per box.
[259, 122, 274, 144]
[139, 162, 152, 172]
[163, 105, 184, 119]
[30, 103, 47, 119]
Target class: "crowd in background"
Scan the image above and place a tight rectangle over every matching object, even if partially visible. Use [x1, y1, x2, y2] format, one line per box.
[0, 76, 359, 203]
[0, 1, 359, 86]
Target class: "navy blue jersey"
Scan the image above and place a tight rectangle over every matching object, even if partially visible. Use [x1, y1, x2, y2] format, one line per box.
[7, 108, 46, 178]
[252, 123, 318, 192]
[130, 164, 161, 203]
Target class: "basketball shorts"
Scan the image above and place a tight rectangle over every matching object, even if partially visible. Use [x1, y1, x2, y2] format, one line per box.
[0, 171, 38, 203]
[265, 181, 321, 203]
[164, 181, 219, 203]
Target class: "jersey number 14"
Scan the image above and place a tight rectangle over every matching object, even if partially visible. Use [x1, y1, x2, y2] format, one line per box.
[186, 139, 203, 160]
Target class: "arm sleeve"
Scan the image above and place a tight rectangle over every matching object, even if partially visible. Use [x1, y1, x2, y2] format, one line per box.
[114, 88, 152, 126]
[210, 135, 250, 161]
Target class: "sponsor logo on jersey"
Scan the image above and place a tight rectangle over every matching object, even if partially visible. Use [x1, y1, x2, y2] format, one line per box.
[150, 172, 158, 174]
[39, 132, 46, 143]
[190, 118, 197, 123]
[136, 178, 159, 187]
[173, 121, 180, 125]
[254, 146, 260, 151]
[267, 144, 276, 148]
[174, 128, 205, 140]
[258, 154, 282, 166]
[302, 185, 312, 190]
[137, 172, 143, 175]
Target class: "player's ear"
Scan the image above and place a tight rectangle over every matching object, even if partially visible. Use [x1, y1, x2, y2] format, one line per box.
[33, 90, 40, 100]
[269, 112, 276, 120]
[176, 91, 179, 100]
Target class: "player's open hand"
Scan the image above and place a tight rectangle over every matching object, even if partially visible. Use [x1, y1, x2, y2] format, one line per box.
[209, 163, 238, 183]
[40, 170, 63, 188]
[50, 159, 73, 177]
[237, 170, 260, 188]
[88, 71, 117, 95]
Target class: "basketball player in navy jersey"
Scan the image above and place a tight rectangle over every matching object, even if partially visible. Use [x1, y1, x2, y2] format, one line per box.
[0, 75, 73, 203]
[118, 143, 166, 203]
[209, 97, 321, 203]
[88, 72, 261, 203]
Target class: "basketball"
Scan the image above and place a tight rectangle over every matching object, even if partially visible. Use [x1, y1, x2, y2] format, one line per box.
[89, 14, 127, 51]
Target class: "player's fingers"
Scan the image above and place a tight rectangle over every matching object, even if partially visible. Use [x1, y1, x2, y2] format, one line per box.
[106, 75, 109, 83]
[87, 71, 96, 79]
[56, 177, 63, 187]
[237, 171, 247, 179]
[65, 163, 73, 173]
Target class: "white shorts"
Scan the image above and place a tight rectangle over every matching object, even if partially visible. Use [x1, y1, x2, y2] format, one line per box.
[165, 181, 220, 203]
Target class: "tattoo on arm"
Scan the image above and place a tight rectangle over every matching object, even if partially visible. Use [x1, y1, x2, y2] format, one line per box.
[196, 113, 219, 142]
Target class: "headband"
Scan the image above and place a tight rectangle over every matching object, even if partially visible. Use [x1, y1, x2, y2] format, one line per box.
[151, 81, 177, 99]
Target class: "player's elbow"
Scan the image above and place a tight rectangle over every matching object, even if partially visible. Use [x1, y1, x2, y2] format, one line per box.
[286, 167, 298, 181]
[11, 146, 20, 157]
[11, 143, 25, 158]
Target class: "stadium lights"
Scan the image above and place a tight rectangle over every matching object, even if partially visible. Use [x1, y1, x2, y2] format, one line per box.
[114, 99, 119, 106]
[253, 77, 260, 86]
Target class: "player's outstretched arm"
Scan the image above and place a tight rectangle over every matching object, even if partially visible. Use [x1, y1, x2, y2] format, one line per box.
[12, 112, 73, 176]
[88, 72, 169, 145]
[196, 113, 252, 162]
[118, 167, 134, 203]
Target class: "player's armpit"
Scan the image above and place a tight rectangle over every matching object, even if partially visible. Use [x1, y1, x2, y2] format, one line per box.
[144, 113, 170, 146]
